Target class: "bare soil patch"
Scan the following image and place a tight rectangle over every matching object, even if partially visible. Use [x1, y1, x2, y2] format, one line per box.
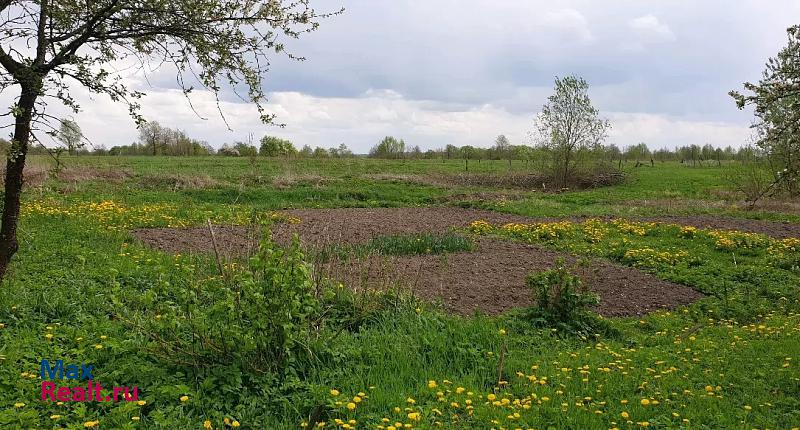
[321, 238, 704, 317]
[270, 207, 532, 248]
[132, 207, 709, 317]
[132, 225, 260, 258]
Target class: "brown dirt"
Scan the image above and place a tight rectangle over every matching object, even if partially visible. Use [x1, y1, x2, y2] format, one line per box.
[131, 207, 713, 317]
[271, 207, 533, 248]
[132, 225, 261, 258]
[322, 238, 704, 317]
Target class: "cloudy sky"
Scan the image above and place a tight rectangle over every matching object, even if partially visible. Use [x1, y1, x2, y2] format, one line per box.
[5, 0, 800, 153]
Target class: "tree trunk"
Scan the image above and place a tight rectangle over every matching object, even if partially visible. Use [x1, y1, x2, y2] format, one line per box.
[0, 84, 37, 280]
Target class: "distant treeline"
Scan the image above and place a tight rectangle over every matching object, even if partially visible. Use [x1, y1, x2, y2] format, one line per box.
[366, 136, 761, 165]
[1, 124, 759, 164]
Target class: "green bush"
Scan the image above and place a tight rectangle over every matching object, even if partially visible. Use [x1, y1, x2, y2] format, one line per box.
[145, 226, 320, 377]
[524, 259, 605, 335]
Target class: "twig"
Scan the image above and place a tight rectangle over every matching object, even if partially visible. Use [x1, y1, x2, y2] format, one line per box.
[497, 337, 507, 386]
[206, 219, 225, 277]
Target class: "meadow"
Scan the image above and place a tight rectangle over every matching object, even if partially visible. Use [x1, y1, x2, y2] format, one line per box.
[0, 155, 798, 430]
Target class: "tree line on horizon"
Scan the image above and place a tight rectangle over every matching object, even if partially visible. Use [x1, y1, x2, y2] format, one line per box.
[1, 121, 759, 165]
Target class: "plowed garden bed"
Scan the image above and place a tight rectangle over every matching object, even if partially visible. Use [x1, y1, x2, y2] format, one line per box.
[127, 207, 800, 317]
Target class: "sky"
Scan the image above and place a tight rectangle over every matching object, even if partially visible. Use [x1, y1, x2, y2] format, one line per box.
[4, 0, 800, 153]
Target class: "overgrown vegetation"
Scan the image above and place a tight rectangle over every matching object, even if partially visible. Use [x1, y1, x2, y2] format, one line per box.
[0, 158, 798, 429]
[523, 258, 604, 335]
[315, 232, 474, 262]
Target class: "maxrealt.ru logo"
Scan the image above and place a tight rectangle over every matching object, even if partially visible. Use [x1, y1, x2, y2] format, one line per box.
[40, 359, 139, 402]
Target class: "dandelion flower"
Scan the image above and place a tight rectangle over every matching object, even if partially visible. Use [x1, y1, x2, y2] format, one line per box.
[330, 389, 340, 396]
[203, 420, 212, 429]
[346, 402, 356, 410]
[232, 421, 240, 428]
[13, 402, 24, 408]
[180, 395, 189, 402]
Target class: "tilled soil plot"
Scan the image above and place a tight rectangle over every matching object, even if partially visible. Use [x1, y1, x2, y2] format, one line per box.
[131, 207, 716, 317]
[132, 208, 800, 258]
[131, 207, 529, 257]
[321, 239, 704, 317]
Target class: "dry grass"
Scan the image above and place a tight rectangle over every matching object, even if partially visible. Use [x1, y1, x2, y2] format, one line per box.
[271, 173, 331, 189]
[136, 173, 220, 190]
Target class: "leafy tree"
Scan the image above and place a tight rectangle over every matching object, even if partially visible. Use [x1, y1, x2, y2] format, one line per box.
[0, 1, 337, 278]
[57, 118, 83, 155]
[138, 121, 163, 155]
[259, 136, 297, 157]
[625, 143, 650, 162]
[533, 76, 610, 188]
[233, 142, 258, 157]
[444, 144, 458, 160]
[492, 134, 511, 160]
[313, 146, 329, 158]
[369, 136, 406, 159]
[731, 25, 800, 195]
[299, 144, 314, 157]
[334, 143, 353, 158]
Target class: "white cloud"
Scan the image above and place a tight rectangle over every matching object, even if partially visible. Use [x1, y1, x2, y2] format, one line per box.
[2, 1, 796, 154]
[541, 9, 594, 44]
[41, 86, 750, 153]
[607, 112, 750, 149]
[628, 14, 676, 43]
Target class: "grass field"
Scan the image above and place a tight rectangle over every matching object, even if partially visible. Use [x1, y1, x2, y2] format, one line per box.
[0, 156, 798, 430]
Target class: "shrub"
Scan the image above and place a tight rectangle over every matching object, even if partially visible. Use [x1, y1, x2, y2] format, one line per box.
[523, 259, 606, 335]
[146, 226, 320, 376]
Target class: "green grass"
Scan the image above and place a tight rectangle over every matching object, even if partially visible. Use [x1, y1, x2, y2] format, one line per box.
[0, 156, 797, 429]
[315, 233, 474, 262]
